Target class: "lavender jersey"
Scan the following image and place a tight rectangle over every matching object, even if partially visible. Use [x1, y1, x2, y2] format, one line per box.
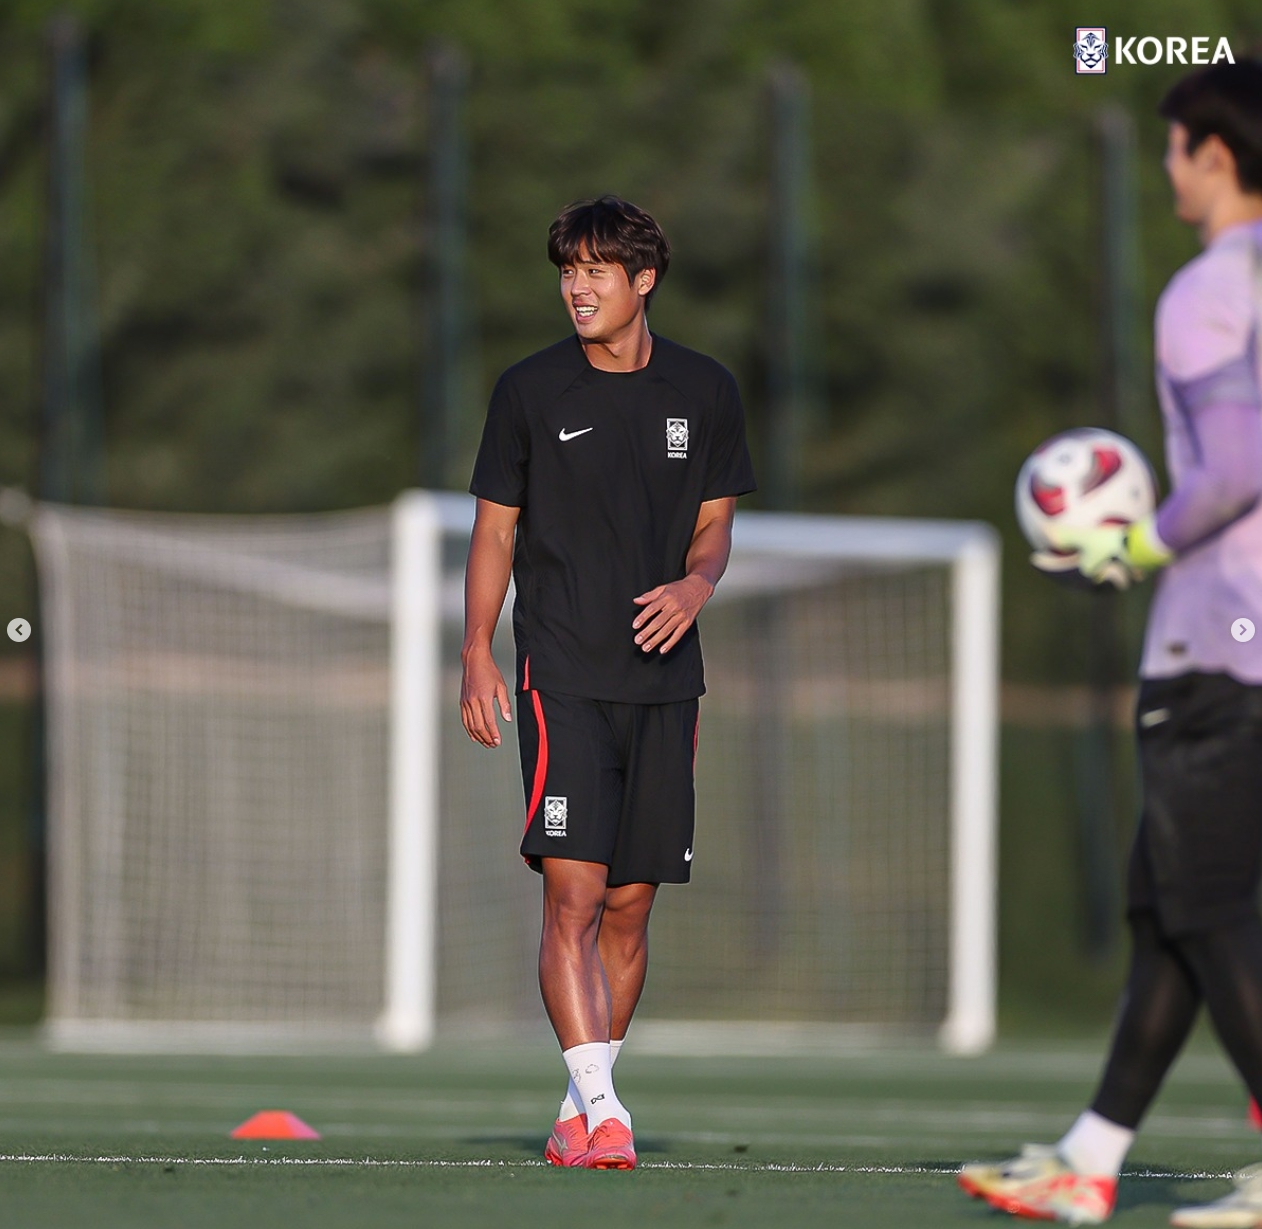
[1142, 219, 1262, 682]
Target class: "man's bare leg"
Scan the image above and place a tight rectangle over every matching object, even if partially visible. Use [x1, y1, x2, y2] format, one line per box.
[550, 881, 656, 1126]
[540, 858, 636, 1152]
[539, 858, 611, 1047]
[599, 882, 658, 1041]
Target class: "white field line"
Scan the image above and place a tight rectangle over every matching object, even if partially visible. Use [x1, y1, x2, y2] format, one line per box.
[0, 1153, 1241, 1181]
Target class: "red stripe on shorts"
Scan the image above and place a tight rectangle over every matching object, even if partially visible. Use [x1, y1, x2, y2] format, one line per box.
[525, 689, 549, 835]
[692, 708, 700, 774]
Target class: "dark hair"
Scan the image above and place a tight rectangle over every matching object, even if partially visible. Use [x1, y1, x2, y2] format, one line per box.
[547, 196, 671, 308]
[1159, 59, 1262, 194]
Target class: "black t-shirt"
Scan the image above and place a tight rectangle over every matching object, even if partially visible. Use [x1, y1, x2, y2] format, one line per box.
[470, 334, 757, 704]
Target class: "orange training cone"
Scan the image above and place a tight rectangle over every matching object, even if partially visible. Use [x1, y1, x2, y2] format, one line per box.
[230, 1110, 321, 1140]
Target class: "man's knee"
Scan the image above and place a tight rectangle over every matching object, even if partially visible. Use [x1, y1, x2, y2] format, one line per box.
[542, 862, 608, 941]
[545, 892, 602, 936]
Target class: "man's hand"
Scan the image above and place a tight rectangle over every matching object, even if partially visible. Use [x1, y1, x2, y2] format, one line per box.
[1043, 514, 1173, 590]
[632, 574, 714, 654]
[461, 644, 512, 748]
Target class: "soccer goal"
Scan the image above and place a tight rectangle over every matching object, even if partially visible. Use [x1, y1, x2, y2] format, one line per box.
[31, 493, 998, 1055]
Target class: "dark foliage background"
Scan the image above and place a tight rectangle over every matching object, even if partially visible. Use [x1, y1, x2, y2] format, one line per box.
[0, 0, 1259, 1025]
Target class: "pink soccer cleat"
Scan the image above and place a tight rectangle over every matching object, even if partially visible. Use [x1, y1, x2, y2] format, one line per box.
[582, 1118, 636, 1170]
[544, 1114, 589, 1167]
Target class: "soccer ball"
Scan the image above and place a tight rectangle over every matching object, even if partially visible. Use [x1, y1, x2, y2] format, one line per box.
[1015, 428, 1157, 580]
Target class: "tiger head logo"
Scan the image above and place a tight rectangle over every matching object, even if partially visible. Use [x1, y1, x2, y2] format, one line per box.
[1073, 29, 1108, 73]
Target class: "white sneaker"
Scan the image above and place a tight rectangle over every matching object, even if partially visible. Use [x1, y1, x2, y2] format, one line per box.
[959, 1144, 1117, 1225]
[1171, 1164, 1262, 1228]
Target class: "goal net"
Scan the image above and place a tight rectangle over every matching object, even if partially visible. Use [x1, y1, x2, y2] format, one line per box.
[31, 494, 998, 1054]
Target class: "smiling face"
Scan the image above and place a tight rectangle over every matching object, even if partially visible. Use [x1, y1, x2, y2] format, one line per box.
[559, 242, 655, 345]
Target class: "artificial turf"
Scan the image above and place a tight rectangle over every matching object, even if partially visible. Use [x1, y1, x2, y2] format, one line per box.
[0, 1031, 1254, 1227]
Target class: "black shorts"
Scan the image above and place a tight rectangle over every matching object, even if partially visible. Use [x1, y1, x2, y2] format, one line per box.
[1127, 672, 1262, 936]
[516, 690, 699, 887]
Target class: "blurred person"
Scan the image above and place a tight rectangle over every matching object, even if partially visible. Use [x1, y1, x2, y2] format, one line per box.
[460, 196, 756, 1170]
[959, 60, 1262, 1227]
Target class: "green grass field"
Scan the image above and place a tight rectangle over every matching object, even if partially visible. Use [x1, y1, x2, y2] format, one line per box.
[0, 1032, 1256, 1228]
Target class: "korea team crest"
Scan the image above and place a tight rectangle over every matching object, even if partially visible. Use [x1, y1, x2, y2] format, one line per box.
[666, 418, 689, 459]
[544, 796, 567, 836]
[1073, 28, 1108, 73]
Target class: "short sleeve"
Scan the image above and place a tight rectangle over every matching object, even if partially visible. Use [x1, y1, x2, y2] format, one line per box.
[703, 370, 757, 501]
[469, 374, 529, 506]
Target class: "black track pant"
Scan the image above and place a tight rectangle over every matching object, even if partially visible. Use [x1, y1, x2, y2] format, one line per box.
[1091, 909, 1262, 1129]
[1094, 674, 1262, 1129]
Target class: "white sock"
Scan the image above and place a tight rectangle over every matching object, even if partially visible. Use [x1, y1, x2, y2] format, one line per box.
[559, 1037, 625, 1121]
[561, 1041, 631, 1130]
[1058, 1110, 1134, 1178]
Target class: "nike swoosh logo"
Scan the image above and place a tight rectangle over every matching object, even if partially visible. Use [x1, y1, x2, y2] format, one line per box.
[1139, 708, 1171, 728]
[558, 427, 593, 442]
[684, 848, 693, 862]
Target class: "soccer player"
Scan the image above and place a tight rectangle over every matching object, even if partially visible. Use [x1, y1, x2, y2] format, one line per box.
[959, 61, 1262, 1227]
[460, 196, 756, 1170]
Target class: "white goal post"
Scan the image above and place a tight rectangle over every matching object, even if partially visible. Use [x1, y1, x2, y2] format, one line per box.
[32, 492, 999, 1055]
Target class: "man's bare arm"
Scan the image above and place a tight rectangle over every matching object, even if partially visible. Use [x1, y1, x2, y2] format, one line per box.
[461, 498, 520, 747]
[632, 497, 737, 654]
